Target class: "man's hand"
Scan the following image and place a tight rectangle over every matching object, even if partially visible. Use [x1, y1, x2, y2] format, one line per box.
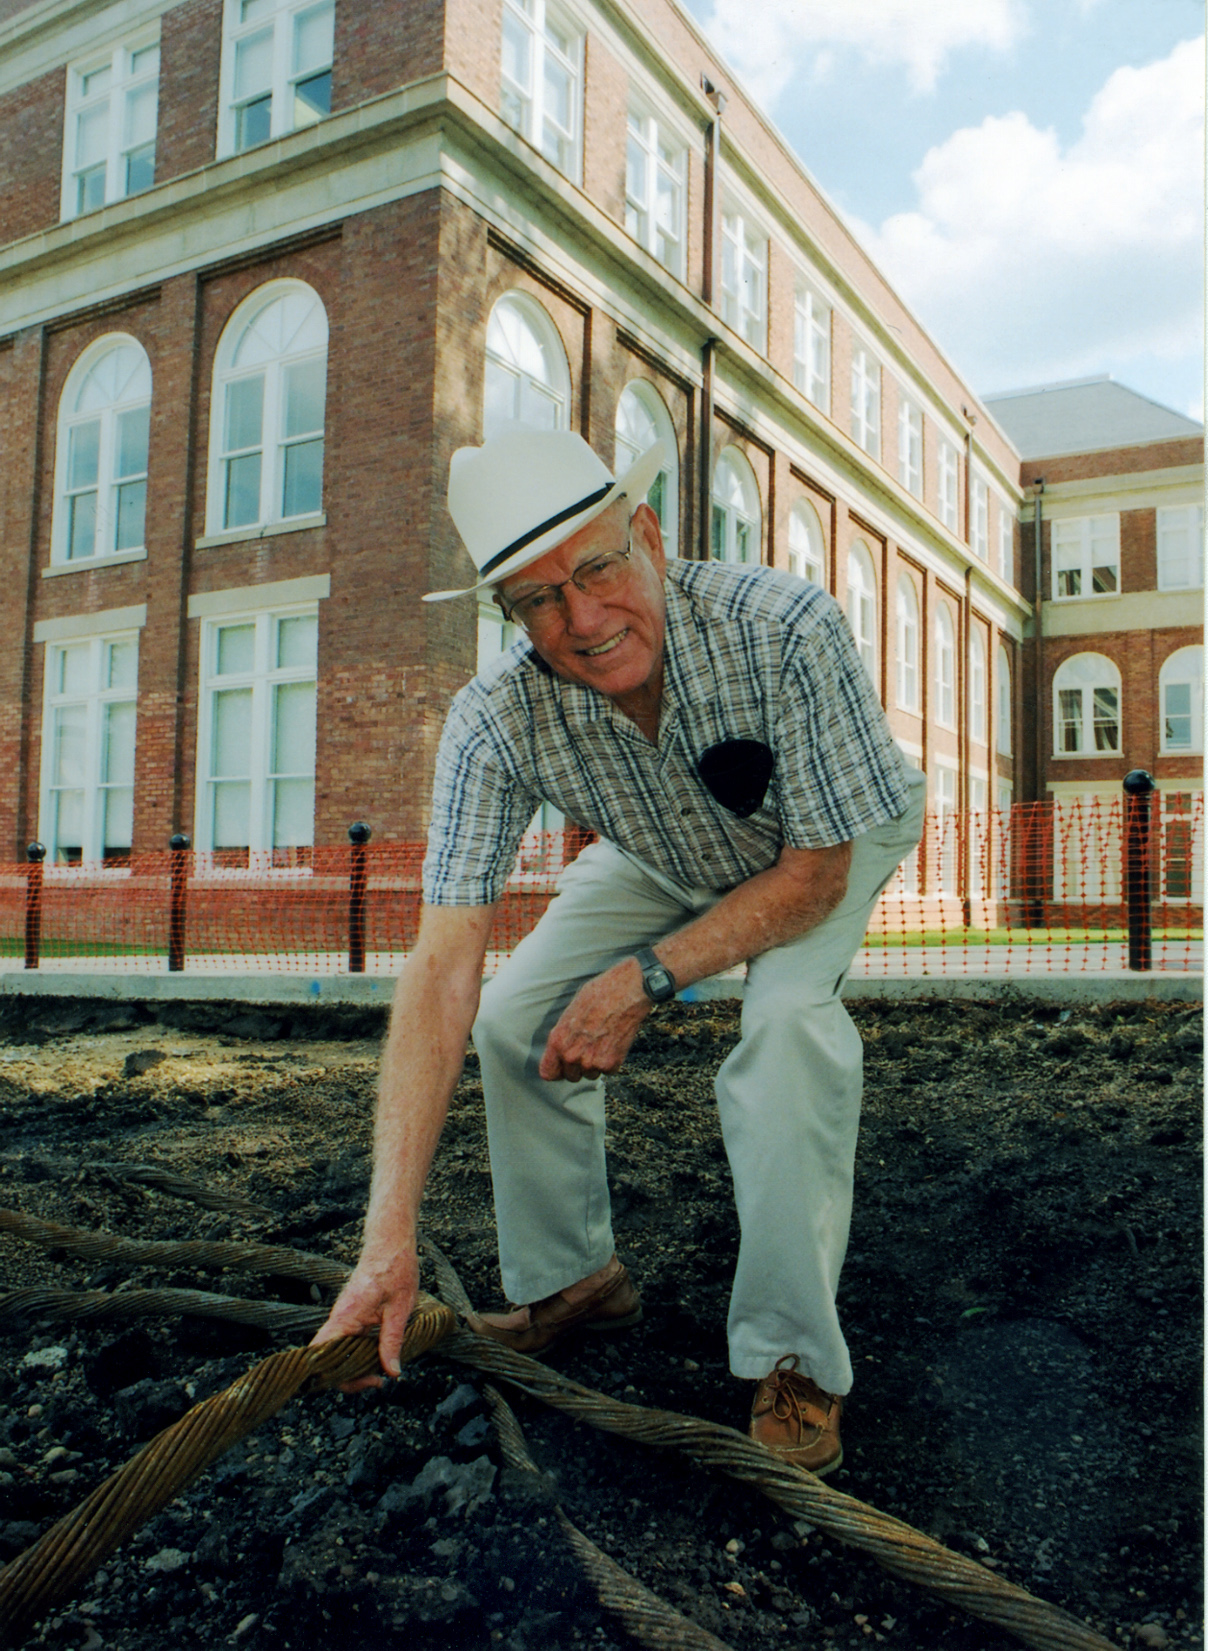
[310, 1241, 419, 1389]
[539, 958, 650, 1082]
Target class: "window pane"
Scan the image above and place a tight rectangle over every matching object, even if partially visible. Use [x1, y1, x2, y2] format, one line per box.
[282, 438, 323, 516]
[68, 420, 101, 488]
[53, 703, 88, 786]
[235, 29, 273, 98]
[58, 644, 91, 697]
[124, 80, 157, 147]
[53, 791, 85, 861]
[81, 64, 112, 98]
[130, 45, 159, 76]
[277, 613, 318, 669]
[294, 3, 334, 74]
[117, 405, 150, 478]
[1059, 689, 1082, 751]
[115, 480, 146, 550]
[501, 12, 531, 96]
[212, 781, 251, 848]
[216, 625, 255, 676]
[1093, 688, 1119, 750]
[483, 361, 519, 436]
[272, 680, 316, 773]
[102, 699, 136, 785]
[212, 687, 253, 775]
[77, 164, 108, 214]
[76, 103, 109, 168]
[107, 639, 138, 689]
[237, 94, 272, 149]
[242, 0, 274, 20]
[283, 357, 326, 437]
[103, 786, 134, 854]
[125, 142, 155, 195]
[225, 453, 262, 528]
[225, 375, 264, 452]
[1165, 684, 1192, 748]
[294, 70, 331, 123]
[271, 777, 314, 846]
[68, 493, 97, 559]
[1091, 559, 1117, 594]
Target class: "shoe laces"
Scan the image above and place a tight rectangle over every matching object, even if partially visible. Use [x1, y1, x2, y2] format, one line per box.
[766, 1355, 832, 1428]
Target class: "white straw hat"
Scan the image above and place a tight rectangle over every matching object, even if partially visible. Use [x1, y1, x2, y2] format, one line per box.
[424, 426, 665, 602]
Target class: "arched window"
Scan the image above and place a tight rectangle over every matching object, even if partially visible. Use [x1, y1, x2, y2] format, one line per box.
[1053, 653, 1120, 755]
[53, 335, 151, 564]
[996, 645, 1012, 755]
[483, 292, 570, 439]
[895, 574, 919, 711]
[969, 628, 986, 743]
[1159, 646, 1204, 753]
[206, 280, 327, 534]
[845, 541, 876, 680]
[934, 604, 955, 729]
[787, 500, 825, 586]
[615, 382, 678, 554]
[710, 447, 760, 565]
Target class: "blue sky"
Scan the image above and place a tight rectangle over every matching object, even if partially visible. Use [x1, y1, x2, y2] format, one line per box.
[680, 0, 1205, 420]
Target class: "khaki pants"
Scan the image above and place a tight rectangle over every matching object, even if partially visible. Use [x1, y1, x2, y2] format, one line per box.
[472, 768, 925, 1392]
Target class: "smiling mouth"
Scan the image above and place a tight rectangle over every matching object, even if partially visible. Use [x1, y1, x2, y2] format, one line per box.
[582, 629, 629, 658]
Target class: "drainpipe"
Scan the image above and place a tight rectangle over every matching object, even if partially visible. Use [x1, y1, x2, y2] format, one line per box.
[699, 77, 725, 561]
[960, 565, 972, 926]
[1030, 478, 1046, 804]
[961, 406, 977, 547]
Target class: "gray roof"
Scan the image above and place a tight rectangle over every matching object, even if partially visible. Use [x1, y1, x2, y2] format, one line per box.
[982, 376, 1203, 460]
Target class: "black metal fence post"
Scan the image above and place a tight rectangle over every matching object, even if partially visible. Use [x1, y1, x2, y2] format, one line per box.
[24, 843, 45, 970]
[169, 834, 190, 973]
[1123, 770, 1154, 972]
[348, 822, 371, 974]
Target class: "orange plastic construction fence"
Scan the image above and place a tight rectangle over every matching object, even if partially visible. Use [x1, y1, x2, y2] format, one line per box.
[3, 800, 1202, 981]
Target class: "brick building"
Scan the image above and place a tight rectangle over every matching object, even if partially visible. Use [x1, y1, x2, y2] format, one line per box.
[0, 0, 1195, 923]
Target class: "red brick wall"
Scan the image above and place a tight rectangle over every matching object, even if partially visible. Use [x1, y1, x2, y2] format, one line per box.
[581, 27, 627, 224]
[0, 67, 64, 246]
[1021, 436, 1203, 487]
[156, 0, 222, 183]
[333, 0, 445, 109]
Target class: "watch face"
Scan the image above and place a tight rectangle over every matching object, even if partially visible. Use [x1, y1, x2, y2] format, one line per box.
[646, 964, 675, 1001]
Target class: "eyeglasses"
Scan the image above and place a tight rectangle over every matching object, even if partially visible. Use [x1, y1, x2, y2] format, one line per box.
[500, 536, 634, 635]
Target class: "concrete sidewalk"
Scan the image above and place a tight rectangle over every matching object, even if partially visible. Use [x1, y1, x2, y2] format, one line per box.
[0, 950, 1199, 1007]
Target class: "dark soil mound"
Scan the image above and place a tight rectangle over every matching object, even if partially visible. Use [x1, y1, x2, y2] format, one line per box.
[0, 995, 1200, 1651]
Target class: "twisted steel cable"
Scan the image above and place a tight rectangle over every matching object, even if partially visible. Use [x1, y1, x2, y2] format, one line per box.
[0, 1285, 323, 1338]
[485, 1383, 735, 1651]
[444, 1329, 1116, 1651]
[91, 1162, 270, 1218]
[0, 1295, 454, 1649]
[0, 1206, 351, 1290]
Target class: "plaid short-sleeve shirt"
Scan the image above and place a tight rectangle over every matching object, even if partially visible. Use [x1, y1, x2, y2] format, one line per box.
[422, 560, 910, 905]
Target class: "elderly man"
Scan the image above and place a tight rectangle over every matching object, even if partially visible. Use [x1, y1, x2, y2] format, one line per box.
[315, 426, 925, 1475]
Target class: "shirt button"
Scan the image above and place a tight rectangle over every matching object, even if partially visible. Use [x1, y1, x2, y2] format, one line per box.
[681, 808, 692, 817]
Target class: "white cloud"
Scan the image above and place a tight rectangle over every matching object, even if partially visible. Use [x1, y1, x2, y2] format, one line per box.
[692, 0, 1026, 104]
[857, 37, 1205, 398]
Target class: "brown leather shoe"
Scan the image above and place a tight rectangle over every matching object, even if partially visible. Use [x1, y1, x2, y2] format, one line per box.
[469, 1262, 642, 1357]
[749, 1355, 843, 1477]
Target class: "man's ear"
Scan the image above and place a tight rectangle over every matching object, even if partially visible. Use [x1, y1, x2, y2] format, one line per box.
[630, 501, 666, 578]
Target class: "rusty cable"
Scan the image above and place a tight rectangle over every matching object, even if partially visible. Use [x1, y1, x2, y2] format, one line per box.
[0, 1295, 454, 1648]
[0, 1284, 323, 1338]
[0, 1205, 350, 1290]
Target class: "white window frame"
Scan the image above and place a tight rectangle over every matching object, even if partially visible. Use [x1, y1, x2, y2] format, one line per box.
[217, 0, 334, 158]
[720, 204, 767, 352]
[897, 395, 922, 497]
[970, 474, 989, 562]
[1159, 646, 1204, 754]
[996, 644, 1012, 756]
[793, 284, 830, 412]
[615, 381, 678, 554]
[1158, 787, 1203, 904]
[1157, 504, 1205, 590]
[850, 345, 880, 460]
[1051, 514, 1120, 601]
[787, 500, 825, 587]
[934, 603, 956, 729]
[625, 100, 686, 278]
[61, 32, 160, 220]
[1052, 652, 1121, 757]
[710, 447, 761, 565]
[933, 763, 959, 894]
[895, 573, 919, 712]
[38, 627, 140, 871]
[194, 602, 319, 869]
[482, 291, 571, 443]
[846, 541, 877, 681]
[969, 628, 986, 743]
[500, 0, 583, 182]
[938, 438, 958, 532]
[996, 498, 1013, 582]
[205, 279, 328, 538]
[51, 334, 152, 568]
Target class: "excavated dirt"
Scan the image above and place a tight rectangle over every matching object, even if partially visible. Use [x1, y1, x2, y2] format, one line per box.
[0, 992, 1200, 1651]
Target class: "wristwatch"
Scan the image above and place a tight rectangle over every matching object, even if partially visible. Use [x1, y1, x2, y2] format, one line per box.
[634, 946, 677, 1003]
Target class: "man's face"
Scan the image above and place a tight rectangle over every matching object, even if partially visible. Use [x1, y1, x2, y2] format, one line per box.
[498, 502, 667, 705]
